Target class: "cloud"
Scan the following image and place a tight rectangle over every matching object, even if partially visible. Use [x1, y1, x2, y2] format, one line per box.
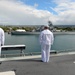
[51, 0, 75, 25]
[0, 0, 52, 25]
[53, 0, 72, 4]
[34, 3, 38, 8]
[0, 0, 75, 25]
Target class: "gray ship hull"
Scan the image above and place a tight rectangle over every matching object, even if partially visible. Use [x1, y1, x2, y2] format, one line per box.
[11, 31, 75, 35]
[11, 31, 40, 35]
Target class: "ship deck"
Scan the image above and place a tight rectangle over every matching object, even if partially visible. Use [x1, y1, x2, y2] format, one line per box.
[0, 52, 75, 75]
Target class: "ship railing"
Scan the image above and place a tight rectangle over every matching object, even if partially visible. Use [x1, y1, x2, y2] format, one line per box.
[1, 48, 75, 58]
[57, 48, 75, 53]
[1, 50, 57, 58]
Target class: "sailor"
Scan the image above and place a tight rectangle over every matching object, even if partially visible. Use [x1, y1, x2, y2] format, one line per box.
[39, 25, 54, 62]
[0, 28, 5, 56]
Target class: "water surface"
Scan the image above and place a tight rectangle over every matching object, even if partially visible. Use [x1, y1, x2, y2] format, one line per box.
[3, 33, 75, 54]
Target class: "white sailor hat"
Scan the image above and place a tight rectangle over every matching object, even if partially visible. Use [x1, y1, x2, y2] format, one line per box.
[44, 25, 49, 27]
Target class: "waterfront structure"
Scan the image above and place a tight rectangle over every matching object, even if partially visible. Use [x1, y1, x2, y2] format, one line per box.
[15, 29, 26, 32]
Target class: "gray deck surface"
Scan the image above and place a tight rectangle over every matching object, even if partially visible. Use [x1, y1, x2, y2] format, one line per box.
[0, 54, 75, 75]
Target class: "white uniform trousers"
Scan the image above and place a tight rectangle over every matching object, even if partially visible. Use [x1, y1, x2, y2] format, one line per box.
[41, 44, 51, 62]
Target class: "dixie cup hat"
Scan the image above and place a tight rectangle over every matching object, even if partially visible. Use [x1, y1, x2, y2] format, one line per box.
[44, 25, 49, 27]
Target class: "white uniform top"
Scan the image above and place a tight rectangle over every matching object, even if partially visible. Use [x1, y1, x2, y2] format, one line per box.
[39, 29, 54, 45]
[0, 28, 5, 46]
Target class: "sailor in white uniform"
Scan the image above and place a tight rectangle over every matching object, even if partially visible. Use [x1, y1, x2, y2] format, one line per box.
[39, 25, 54, 62]
[0, 28, 5, 56]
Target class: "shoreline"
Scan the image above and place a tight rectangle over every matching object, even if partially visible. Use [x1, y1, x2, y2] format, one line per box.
[53, 31, 75, 35]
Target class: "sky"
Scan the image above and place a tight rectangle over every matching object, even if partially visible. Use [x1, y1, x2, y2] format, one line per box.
[0, 0, 75, 26]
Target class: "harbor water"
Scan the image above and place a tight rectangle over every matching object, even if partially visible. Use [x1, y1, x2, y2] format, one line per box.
[2, 33, 75, 55]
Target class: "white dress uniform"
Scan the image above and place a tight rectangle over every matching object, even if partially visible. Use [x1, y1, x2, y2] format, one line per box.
[39, 28, 54, 62]
[0, 28, 5, 56]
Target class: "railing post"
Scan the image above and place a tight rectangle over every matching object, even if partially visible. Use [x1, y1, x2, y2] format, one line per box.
[20, 49, 25, 56]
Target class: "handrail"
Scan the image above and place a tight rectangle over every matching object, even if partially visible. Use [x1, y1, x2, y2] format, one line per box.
[1, 48, 75, 58]
[57, 48, 75, 53]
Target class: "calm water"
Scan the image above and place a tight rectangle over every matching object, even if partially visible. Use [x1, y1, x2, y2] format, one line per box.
[3, 33, 75, 54]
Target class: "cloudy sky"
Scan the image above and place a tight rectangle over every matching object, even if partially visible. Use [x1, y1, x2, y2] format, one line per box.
[0, 0, 75, 26]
